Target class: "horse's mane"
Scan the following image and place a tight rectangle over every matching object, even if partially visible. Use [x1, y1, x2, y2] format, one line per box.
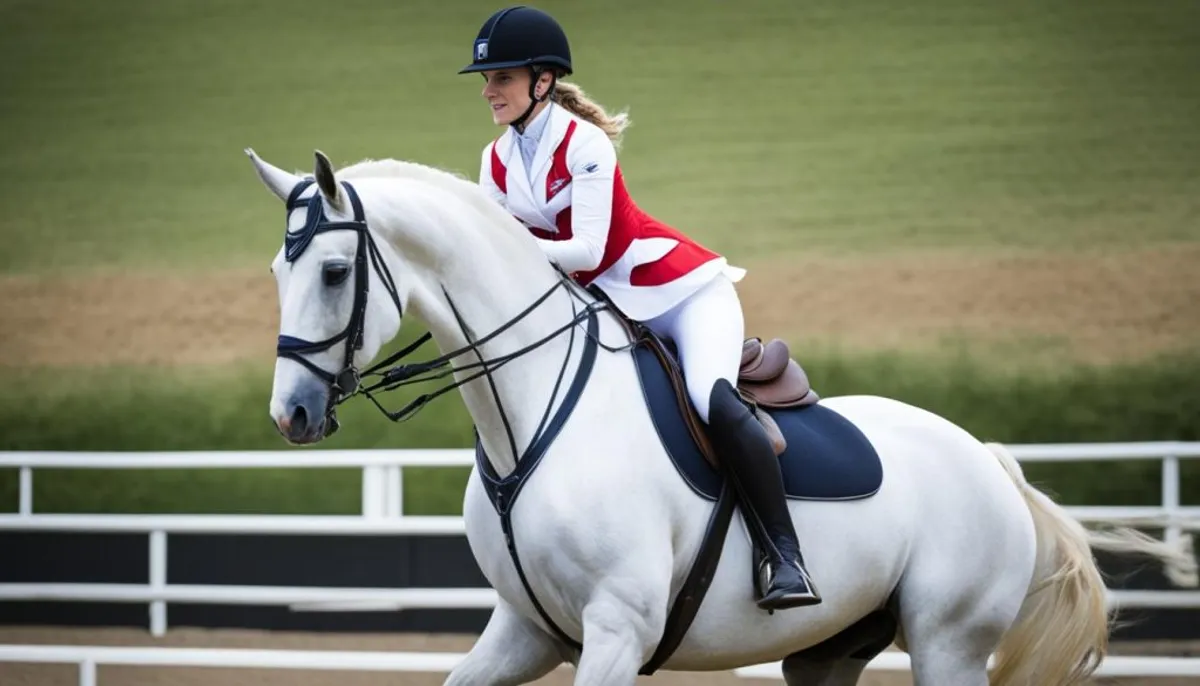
[336, 158, 534, 251]
[338, 156, 467, 186]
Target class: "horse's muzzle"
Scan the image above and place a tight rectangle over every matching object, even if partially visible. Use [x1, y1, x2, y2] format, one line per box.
[275, 390, 332, 445]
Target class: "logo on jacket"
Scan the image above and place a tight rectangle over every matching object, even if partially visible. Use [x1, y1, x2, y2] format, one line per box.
[549, 178, 568, 195]
[475, 40, 488, 61]
[583, 162, 599, 173]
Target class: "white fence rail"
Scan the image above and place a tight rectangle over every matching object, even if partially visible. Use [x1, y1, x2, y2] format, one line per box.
[3, 644, 1200, 686]
[1, 443, 1199, 683]
[734, 651, 1200, 680]
[2, 443, 1199, 636]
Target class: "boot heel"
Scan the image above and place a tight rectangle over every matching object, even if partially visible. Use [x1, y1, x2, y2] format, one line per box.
[757, 558, 822, 611]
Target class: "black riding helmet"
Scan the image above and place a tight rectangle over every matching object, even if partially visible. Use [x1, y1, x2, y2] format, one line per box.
[459, 6, 573, 129]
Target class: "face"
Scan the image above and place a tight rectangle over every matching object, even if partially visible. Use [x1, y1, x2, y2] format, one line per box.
[268, 224, 362, 445]
[481, 68, 553, 126]
[246, 150, 406, 445]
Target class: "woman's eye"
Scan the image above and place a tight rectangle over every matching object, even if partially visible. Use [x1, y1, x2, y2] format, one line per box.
[323, 263, 350, 286]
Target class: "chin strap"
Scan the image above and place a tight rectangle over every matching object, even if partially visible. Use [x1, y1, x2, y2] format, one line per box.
[510, 66, 558, 132]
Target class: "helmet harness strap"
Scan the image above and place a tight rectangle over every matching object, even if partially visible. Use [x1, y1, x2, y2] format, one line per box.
[511, 66, 558, 133]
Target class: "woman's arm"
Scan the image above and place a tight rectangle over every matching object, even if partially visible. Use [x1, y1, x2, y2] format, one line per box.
[534, 130, 616, 273]
[478, 142, 508, 208]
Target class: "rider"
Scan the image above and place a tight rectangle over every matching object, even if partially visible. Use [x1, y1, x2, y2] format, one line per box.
[459, 5, 821, 611]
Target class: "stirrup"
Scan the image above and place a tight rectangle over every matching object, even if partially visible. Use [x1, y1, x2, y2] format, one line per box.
[757, 557, 822, 611]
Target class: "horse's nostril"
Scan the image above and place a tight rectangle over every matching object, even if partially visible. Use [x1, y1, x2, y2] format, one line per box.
[291, 405, 308, 436]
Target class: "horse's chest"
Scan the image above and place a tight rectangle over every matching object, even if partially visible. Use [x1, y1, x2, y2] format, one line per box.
[463, 469, 641, 631]
[462, 474, 587, 605]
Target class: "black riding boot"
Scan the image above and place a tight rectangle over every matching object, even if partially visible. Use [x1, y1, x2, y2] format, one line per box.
[707, 379, 821, 610]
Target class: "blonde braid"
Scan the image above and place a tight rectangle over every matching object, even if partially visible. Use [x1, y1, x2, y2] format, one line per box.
[551, 81, 630, 145]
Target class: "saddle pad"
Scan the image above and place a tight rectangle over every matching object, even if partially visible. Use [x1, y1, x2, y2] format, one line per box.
[632, 342, 883, 502]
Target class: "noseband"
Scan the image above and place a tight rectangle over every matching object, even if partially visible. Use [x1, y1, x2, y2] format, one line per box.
[273, 176, 632, 444]
[275, 178, 403, 437]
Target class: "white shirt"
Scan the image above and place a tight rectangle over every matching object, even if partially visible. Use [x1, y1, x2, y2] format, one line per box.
[512, 103, 552, 182]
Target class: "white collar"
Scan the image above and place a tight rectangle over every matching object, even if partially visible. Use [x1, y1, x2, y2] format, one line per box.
[512, 101, 554, 144]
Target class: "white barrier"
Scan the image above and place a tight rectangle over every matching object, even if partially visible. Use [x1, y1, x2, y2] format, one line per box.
[0, 513, 466, 534]
[0, 584, 496, 610]
[735, 651, 1200, 680]
[1, 443, 1198, 634]
[1, 448, 471, 521]
[2, 644, 1200, 686]
[0, 583, 1193, 612]
[0, 644, 473, 686]
[4, 444, 1199, 531]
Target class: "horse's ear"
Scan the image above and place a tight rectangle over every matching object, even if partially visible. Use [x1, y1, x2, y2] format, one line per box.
[313, 150, 345, 211]
[244, 148, 301, 203]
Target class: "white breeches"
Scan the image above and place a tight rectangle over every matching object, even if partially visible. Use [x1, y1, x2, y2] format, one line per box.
[641, 274, 745, 423]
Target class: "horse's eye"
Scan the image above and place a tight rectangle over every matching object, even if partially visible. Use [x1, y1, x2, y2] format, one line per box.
[323, 262, 350, 286]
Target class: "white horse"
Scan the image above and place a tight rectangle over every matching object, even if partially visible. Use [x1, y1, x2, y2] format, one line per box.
[247, 148, 1193, 686]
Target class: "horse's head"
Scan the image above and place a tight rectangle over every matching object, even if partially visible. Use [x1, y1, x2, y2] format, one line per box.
[247, 148, 407, 445]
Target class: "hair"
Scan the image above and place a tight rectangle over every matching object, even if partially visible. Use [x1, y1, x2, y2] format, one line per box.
[551, 80, 631, 146]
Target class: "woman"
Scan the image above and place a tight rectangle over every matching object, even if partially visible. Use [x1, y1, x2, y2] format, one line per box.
[459, 5, 820, 611]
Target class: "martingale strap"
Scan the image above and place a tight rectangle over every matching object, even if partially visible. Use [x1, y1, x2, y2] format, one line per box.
[473, 303, 735, 675]
[474, 305, 600, 654]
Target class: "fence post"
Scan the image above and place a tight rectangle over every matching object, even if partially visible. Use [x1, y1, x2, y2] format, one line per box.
[149, 531, 167, 637]
[1160, 454, 1194, 586]
[386, 465, 404, 517]
[18, 467, 32, 516]
[79, 657, 97, 686]
[362, 465, 386, 519]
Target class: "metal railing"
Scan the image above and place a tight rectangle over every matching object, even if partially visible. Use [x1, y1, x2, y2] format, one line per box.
[3, 644, 1200, 686]
[1, 443, 1197, 638]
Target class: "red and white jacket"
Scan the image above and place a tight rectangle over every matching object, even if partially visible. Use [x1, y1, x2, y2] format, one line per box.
[478, 103, 743, 321]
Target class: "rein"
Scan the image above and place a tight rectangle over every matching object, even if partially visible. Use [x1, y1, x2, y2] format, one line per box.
[277, 175, 722, 661]
[274, 177, 632, 457]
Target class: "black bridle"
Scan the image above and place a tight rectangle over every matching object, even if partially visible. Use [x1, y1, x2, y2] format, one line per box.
[274, 178, 403, 437]
[273, 177, 629, 447]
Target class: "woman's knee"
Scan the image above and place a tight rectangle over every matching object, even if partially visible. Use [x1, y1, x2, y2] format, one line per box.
[645, 276, 747, 422]
[687, 379, 718, 423]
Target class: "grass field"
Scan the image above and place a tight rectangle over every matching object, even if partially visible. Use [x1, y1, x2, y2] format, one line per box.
[3, 0, 1198, 271]
[0, 0, 1197, 514]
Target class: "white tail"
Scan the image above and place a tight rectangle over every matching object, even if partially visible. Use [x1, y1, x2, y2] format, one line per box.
[984, 442, 1198, 686]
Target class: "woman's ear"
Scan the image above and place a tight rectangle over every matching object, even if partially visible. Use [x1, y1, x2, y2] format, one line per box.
[536, 71, 555, 100]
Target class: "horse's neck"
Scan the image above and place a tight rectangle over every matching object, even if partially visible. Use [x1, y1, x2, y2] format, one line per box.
[374, 183, 592, 478]
[431, 261, 590, 477]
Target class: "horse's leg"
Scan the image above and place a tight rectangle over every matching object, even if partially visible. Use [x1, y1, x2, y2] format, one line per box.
[781, 654, 870, 686]
[898, 561, 1023, 686]
[779, 609, 897, 686]
[572, 587, 666, 686]
[444, 599, 564, 686]
[906, 638, 991, 686]
[895, 441, 1038, 686]
[896, 558, 1022, 686]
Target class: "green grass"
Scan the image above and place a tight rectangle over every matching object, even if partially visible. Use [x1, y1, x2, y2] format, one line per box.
[1, 0, 1198, 275]
[1, 348, 1196, 515]
[2, 1, 1198, 516]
